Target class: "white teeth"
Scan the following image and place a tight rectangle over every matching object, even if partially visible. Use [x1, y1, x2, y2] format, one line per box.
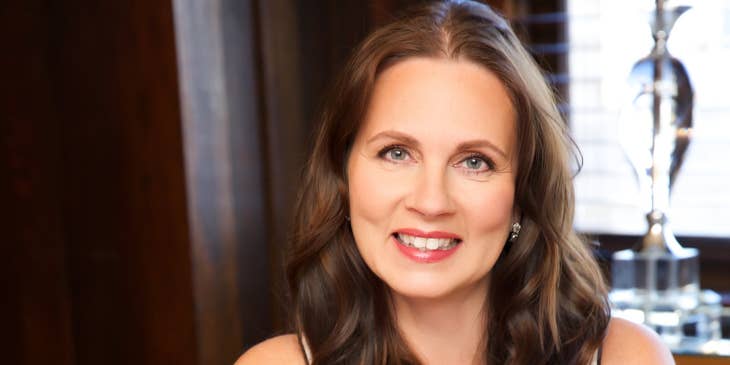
[438, 238, 451, 249]
[396, 233, 459, 251]
[402, 234, 413, 245]
[426, 238, 439, 250]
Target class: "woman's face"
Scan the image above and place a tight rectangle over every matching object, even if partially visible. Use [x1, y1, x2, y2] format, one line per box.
[347, 57, 518, 300]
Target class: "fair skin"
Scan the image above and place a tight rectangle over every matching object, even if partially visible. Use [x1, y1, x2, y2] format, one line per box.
[347, 57, 517, 364]
[235, 58, 674, 365]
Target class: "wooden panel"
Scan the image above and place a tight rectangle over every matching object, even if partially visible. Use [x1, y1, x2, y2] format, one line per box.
[173, 0, 272, 361]
[0, 3, 76, 363]
[2, 0, 199, 364]
[50, 0, 198, 362]
[675, 355, 730, 365]
[256, 0, 310, 331]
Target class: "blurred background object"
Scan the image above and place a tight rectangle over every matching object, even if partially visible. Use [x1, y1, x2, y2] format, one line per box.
[606, 0, 725, 354]
[2, 0, 728, 364]
[570, 0, 730, 239]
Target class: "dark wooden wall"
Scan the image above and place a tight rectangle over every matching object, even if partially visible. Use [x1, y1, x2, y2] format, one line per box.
[2, 1, 198, 364]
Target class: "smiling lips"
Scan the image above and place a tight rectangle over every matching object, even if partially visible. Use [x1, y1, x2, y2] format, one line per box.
[392, 229, 462, 263]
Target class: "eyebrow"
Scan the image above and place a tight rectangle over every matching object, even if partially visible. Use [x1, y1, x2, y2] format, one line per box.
[366, 130, 420, 149]
[366, 130, 509, 159]
[456, 139, 509, 159]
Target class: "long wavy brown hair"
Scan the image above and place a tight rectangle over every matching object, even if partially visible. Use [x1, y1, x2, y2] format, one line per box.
[285, 1, 609, 364]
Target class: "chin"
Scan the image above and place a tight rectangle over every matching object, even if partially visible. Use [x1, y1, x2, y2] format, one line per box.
[381, 271, 476, 301]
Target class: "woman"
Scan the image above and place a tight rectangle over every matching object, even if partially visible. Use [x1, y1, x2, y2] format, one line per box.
[238, 1, 674, 364]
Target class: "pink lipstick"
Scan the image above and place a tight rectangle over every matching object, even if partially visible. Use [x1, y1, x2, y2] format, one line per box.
[392, 229, 462, 263]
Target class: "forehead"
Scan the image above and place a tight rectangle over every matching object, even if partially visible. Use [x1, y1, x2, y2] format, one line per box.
[360, 57, 517, 156]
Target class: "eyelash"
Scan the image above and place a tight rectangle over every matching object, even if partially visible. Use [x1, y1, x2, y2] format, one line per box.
[376, 145, 496, 174]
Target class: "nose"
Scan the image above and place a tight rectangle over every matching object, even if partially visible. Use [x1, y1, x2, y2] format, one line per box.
[405, 166, 455, 218]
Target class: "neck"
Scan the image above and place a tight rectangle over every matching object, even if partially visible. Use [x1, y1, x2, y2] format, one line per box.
[392, 278, 489, 365]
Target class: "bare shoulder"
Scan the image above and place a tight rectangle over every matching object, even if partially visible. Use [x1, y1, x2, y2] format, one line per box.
[234, 334, 306, 365]
[602, 317, 675, 365]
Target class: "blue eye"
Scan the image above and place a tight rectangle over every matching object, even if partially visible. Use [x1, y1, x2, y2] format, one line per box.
[388, 148, 407, 160]
[464, 157, 484, 170]
[378, 145, 411, 162]
[458, 154, 493, 173]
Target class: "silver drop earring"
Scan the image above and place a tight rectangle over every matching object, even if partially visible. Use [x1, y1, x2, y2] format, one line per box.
[508, 222, 521, 242]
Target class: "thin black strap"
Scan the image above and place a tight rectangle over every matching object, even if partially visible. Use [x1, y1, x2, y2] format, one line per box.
[597, 345, 603, 365]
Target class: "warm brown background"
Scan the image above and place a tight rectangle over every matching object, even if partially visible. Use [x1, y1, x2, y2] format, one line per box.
[2, 0, 726, 364]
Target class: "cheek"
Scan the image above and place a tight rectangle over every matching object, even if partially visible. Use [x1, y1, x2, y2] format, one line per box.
[347, 159, 411, 275]
[348, 161, 408, 223]
[456, 179, 515, 230]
